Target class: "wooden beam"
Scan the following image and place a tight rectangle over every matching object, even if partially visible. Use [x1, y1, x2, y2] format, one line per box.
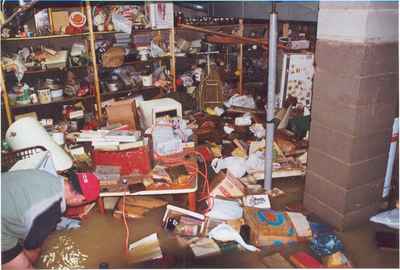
[178, 23, 267, 46]
[85, 1, 102, 120]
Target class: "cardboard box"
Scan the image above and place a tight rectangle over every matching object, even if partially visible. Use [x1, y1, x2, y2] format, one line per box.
[44, 50, 68, 69]
[210, 172, 245, 198]
[243, 207, 297, 247]
[105, 99, 138, 130]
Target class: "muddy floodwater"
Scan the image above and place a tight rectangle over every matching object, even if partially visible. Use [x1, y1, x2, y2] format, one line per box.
[35, 179, 399, 269]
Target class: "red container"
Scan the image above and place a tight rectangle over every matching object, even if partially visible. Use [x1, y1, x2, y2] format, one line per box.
[92, 146, 151, 175]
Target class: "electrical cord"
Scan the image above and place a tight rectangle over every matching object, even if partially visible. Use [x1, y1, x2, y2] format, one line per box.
[122, 195, 130, 255]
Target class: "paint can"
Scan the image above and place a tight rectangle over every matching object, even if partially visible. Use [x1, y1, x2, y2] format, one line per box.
[141, 75, 152, 87]
[38, 88, 52, 104]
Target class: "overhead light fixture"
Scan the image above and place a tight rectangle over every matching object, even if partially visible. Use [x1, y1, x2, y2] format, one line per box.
[194, 5, 204, 10]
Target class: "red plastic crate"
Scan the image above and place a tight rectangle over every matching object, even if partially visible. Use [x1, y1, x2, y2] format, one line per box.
[92, 146, 151, 175]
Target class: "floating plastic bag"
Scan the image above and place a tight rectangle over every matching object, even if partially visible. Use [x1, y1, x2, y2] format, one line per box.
[56, 217, 81, 231]
[310, 233, 344, 258]
[208, 223, 259, 252]
[211, 156, 247, 178]
[249, 123, 266, 139]
[245, 151, 265, 174]
[370, 209, 399, 230]
[224, 94, 256, 109]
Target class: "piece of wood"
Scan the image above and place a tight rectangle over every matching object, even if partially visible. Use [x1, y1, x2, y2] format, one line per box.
[85, 1, 102, 120]
[262, 253, 293, 268]
[178, 24, 267, 46]
[121, 196, 167, 209]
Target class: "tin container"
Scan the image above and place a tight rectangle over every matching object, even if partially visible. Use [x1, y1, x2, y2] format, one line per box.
[38, 88, 52, 104]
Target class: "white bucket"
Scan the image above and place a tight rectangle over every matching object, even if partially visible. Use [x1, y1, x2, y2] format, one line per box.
[5, 117, 73, 171]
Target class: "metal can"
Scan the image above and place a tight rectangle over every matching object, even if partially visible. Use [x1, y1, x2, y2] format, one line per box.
[30, 93, 38, 104]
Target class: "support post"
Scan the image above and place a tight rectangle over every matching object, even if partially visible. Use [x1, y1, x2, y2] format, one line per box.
[85, 1, 102, 120]
[264, 12, 278, 191]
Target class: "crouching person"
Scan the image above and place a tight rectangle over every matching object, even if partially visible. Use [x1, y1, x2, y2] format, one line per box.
[1, 169, 100, 269]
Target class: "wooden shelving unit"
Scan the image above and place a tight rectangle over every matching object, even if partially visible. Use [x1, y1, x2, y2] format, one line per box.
[0, 1, 176, 129]
[1, 4, 316, 134]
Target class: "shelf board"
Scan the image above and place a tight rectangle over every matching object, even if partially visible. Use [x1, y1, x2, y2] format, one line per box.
[2, 32, 89, 41]
[94, 28, 170, 36]
[11, 95, 95, 110]
[177, 24, 239, 31]
[99, 56, 171, 69]
[100, 86, 160, 99]
[4, 65, 88, 76]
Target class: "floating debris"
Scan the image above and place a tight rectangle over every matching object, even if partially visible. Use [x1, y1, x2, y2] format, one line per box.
[40, 235, 88, 269]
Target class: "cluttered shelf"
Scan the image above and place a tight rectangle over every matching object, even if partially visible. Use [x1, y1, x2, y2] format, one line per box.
[11, 94, 95, 110]
[1, 32, 90, 41]
[3, 65, 88, 76]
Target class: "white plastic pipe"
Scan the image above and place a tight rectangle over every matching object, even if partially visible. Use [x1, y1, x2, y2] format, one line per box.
[382, 117, 399, 198]
[264, 12, 278, 191]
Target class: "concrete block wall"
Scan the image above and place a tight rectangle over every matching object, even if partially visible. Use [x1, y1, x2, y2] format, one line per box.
[304, 2, 399, 230]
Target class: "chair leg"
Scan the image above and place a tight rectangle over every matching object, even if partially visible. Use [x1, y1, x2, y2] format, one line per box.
[97, 197, 105, 214]
[188, 192, 196, 212]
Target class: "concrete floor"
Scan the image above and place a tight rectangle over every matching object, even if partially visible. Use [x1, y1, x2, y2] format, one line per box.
[36, 177, 399, 269]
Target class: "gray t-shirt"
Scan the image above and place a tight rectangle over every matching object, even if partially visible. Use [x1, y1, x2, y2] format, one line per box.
[1, 169, 66, 252]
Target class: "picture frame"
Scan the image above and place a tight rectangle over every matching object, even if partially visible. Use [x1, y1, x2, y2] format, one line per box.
[34, 8, 51, 35]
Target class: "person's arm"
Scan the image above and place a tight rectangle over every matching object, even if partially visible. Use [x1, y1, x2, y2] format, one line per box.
[23, 247, 42, 265]
[23, 200, 63, 265]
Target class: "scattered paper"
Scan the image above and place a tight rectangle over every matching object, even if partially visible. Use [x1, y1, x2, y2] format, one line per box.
[128, 233, 163, 264]
[207, 197, 243, 220]
[190, 238, 220, 257]
[243, 194, 271, 209]
[287, 212, 312, 238]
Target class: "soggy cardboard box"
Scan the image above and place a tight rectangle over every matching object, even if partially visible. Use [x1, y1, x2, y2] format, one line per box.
[210, 172, 245, 198]
[105, 99, 138, 130]
[243, 207, 297, 247]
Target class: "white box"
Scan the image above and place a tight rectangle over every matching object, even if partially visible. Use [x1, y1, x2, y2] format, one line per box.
[44, 50, 68, 69]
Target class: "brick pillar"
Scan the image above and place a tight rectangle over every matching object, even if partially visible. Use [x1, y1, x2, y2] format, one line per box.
[304, 2, 399, 230]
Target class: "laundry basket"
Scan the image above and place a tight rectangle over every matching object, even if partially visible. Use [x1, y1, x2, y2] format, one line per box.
[1, 146, 47, 172]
